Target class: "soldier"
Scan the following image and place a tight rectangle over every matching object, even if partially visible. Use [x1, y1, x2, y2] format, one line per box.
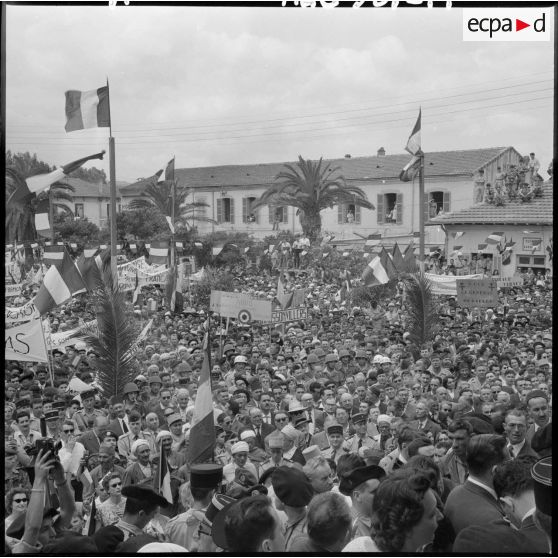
[260, 436, 294, 474]
[343, 414, 381, 454]
[165, 464, 223, 551]
[73, 389, 104, 433]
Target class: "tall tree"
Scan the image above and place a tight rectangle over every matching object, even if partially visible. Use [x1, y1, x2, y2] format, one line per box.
[127, 179, 215, 231]
[252, 156, 374, 242]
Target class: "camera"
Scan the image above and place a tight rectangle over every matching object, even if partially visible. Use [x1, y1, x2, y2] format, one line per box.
[25, 438, 62, 458]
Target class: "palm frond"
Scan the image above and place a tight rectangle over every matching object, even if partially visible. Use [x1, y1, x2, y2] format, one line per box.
[78, 264, 139, 398]
[403, 273, 439, 349]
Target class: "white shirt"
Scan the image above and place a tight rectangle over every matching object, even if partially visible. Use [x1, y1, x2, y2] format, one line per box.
[508, 439, 526, 457]
[58, 441, 86, 475]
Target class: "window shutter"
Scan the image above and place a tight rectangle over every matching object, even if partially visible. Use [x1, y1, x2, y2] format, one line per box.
[242, 198, 248, 223]
[338, 204, 344, 224]
[269, 205, 274, 224]
[282, 207, 288, 224]
[443, 191, 450, 213]
[424, 193, 430, 222]
[216, 198, 223, 224]
[229, 198, 235, 224]
[396, 194, 403, 224]
[377, 194, 384, 224]
[355, 205, 361, 224]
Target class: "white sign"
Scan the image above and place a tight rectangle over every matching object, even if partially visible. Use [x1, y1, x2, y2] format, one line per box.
[425, 273, 484, 296]
[5, 319, 49, 363]
[210, 291, 272, 322]
[496, 277, 524, 288]
[5, 301, 40, 324]
[5, 283, 23, 297]
[271, 306, 309, 323]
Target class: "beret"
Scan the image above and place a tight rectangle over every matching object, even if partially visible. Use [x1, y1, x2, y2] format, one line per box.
[525, 390, 548, 404]
[231, 441, 249, 454]
[271, 466, 313, 507]
[234, 467, 258, 488]
[339, 465, 386, 496]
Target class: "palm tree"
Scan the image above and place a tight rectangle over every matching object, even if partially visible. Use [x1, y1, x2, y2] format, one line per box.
[128, 179, 215, 231]
[6, 167, 74, 246]
[251, 156, 374, 242]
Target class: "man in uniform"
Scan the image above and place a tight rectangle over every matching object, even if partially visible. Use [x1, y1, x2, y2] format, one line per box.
[165, 464, 223, 551]
[260, 436, 294, 474]
[73, 389, 103, 432]
[321, 424, 345, 464]
[343, 413, 380, 453]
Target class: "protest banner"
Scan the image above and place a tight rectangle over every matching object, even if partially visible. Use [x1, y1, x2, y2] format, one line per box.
[210, 291, 272, 322]
[425, 273, 484, 296]
[5, 301, 40, 324]
[496, 276, 524, 289]
[271, 306, 309, 323]
[456, 278, 499, 308]
[5, 283, 23, 297]
[5, 319, 49, 362]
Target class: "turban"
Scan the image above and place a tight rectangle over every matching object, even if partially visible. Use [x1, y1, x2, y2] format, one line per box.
[131, 439, 150, 455]
[156, 430, 172, 444]
[377, 414, 392, 425]
[231, 441, 249, 454]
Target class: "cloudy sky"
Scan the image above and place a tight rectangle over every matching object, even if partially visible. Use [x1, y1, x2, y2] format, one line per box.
[5, 4, 554, 183]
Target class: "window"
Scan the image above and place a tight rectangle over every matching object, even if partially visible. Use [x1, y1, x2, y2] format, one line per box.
[377, 193, 402, 225]
[216, 197, 235, 224]
[196, 196, 208, 217]
[424, 191, 450, 220]
[75, 203, 84, 218]
[338, 203, 361, 224]
[268, 205, 288, 224]
[518, 255, 546, 268]
[106, 204, 110, 219]
[243, 197, 258, 223]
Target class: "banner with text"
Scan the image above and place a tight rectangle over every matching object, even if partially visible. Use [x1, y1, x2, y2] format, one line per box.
[210, 291, 272, 322]
[5, 301, 40, 324]
[425, 273, 484, 296]
[456, 278, 499, 308]
[5, 319, 49, 362]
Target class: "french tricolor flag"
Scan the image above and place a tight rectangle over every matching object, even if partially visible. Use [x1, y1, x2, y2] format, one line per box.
[65, 86, 111, 132]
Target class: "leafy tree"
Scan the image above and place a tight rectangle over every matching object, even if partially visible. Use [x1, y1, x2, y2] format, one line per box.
[252, 156, 374, 242]
[127, 179, 216, 232]
[114, 207, 168, 241]
[54, 214, 101, 246]
[70, 166, 107, 184]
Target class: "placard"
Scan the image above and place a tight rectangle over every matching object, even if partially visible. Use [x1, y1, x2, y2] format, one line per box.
[496, 277, 524, 289]
[210, 291, 272, 322]
[456, 278, 498, 308]
[271, 306, 309, 323]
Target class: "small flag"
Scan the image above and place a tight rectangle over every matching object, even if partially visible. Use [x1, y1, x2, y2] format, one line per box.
[155, 441, 173, 505]
[149, 240, 169, 265]
[34, 248, 87, 315]
[100, 244, 107, 249]
[84, 496, 97, 536]
[43, 245, 65, 266]
[70, 243, 78, 249]
[165, 158, 175, 182]
[188, 351, 215, 464]
[405, 108, 421, 156]
[35, 198, 51, 237]
[363, 252, 369, 258]
[322, 252, 329, 258]
[65, 86, 110, 132]
[400, 155, 420, 182]
[83, 247, 98, 258]
[453, 231, 465, 239]
[212, 245, 224, 257]
[132, 270, 142, 305]
[531, 240, 542, 253]
[486, 232, 504, 245]
[244, 247, 250, 253]
[362, 255, 389, 286]
[9, 151, 106, 204]
[129, 243, 136, 252]
[392, 242, 405, 270]
[165, 216, 176, 234]
[269, 244, 275, 253]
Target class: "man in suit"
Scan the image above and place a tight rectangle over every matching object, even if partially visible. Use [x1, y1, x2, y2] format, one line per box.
[453, 457, 548, 553]
[300, 392, 325, 435]
[249, 407, 275, 450]
[107, 396, 129, 438]
[504, 408, 539, 460]
[264, 411, 290, 450]
[525, 390, 550, 445]
[441, 419, 473, 485]
[77, 414, 108, 455]
[444, 433, 508, 535]
[259, 392, 275, 426]
[409, 399, 441, 440]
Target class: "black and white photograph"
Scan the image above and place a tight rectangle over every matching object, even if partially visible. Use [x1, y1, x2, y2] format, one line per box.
[4, 1, 553, 554]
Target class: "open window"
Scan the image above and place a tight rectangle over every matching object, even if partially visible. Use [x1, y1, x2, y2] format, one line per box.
[243, 197, 258, 223]
[268, 205, 288, 224]
[216, 197, 235, 224]
[75, 203, 84, 219]
[377, 193, 402, 225]
[424, 191, 450, 220]
[338, 203, 361, 224]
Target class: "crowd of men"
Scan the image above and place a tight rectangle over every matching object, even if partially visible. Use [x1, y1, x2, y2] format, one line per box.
[4, 251, 553, 554]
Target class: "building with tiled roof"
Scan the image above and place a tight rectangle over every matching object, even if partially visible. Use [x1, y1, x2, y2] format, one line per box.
[428, 180, 552, 277]
[118, 146, 523, 244]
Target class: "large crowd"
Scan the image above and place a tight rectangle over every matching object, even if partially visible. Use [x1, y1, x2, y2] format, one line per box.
[4, 248, 553, 554]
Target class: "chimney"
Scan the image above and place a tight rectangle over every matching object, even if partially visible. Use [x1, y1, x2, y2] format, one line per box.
[377, 147, 386, 157]
[344, 154, 352, 159]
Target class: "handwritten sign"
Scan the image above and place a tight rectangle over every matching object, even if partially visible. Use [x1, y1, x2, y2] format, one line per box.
[271, 306, 309, 323]
[456, 279, 498, 308]
[5, 319, 49, 363]
[496, 277, 524, 289]
[5, 301, 40, 324]
[5, 283, 23, 297]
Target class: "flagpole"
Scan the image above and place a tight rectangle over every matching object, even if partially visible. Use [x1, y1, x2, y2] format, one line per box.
[107, 78, 118, 284]
[419, 153, 425, 271]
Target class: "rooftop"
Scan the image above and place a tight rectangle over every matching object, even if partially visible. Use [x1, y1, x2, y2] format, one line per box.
[429, 181, 553, 226]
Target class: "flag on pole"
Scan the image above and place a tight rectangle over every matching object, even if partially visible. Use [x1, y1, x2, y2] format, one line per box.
[362, 255, 390, 286]
[84, 496, 97, 536]
[392, 242, 405, 270]
[276, 275, 293, 310]
[9, 152, 106, 204]
[34, 198, 51, 237]
[402, 243, 418, 272]
[155, 442, 173, 504]
[65, 86, 110, 132]
[34, 248, 87, 315]
[165, 158, 175, 182]
[43, 245, 65, 267]
[83, 247, 98, 258]
[400, 155, 421, 182]
[379, 247, 397, 278]
[132, 270, 143, 305]
[76, 249, 110, 292]
[188, 351, 215, 464]
[149, 241, 169, 265]
[405, 108, 421, 156]
[485, 232, 504, 245]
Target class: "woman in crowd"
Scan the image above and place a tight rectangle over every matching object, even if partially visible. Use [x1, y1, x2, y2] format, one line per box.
[95, 472, 126, 529]
[4, 488, 29, 533]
